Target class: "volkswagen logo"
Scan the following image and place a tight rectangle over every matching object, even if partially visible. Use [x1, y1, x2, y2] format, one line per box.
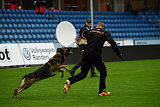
[22, 48, 31, 60]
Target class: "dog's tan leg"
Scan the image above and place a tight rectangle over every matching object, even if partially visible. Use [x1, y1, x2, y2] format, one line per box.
[14, 78, 26, 98]
[13, 78, 35, 98]
[19, 78, 26, 88]
[59, 69, 64, 78]
[12, 78, 26, 98]
[12, 89, 18, 98]
[58, 65, 69, 72]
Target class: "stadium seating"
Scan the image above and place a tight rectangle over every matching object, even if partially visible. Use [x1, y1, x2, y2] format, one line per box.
[0, 9, 160, 43]
[138, 11, 160, 26]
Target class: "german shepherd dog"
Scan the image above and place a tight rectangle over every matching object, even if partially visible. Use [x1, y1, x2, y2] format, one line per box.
[12, 48, 72, 98]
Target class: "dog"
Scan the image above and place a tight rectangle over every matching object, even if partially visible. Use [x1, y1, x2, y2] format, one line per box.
[12, 48, 72, 98]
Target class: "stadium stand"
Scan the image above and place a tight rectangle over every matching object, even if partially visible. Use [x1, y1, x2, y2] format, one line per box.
[138, 11, 160, 27]
[0, 9, 160, 43]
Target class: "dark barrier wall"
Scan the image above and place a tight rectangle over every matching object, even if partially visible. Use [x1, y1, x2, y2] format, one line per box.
[64, 45, 160, 64]
[22, 0, 34, 9]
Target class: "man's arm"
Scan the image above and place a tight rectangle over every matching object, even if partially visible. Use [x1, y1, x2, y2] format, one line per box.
[105, 32, 122, 59]
[79, 26, 90, 38]
[79, 26, 86, 37]
[79, 27, 83, 37]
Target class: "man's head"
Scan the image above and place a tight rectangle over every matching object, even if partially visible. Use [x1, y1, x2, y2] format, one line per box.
[85, 18, 92, 28]
[96, 22, 105, 29]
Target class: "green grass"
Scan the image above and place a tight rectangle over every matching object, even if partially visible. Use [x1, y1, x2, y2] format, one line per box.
[0, 59, 160, 107]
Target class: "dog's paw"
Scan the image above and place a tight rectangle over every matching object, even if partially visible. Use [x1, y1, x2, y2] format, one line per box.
[60, 70, 64, 79]
[61, 74, 64, 78]
[61, 73, 64, 79]
[12, 89, 18, 99]
[65, 67, 69, 72]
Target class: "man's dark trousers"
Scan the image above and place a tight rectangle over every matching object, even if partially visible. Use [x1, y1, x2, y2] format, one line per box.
[68, 56, 107, 93]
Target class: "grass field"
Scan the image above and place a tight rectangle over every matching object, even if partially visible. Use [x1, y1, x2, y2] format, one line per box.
[0, 59, 160, 107]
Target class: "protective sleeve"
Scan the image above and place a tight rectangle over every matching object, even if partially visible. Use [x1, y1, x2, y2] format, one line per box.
[105, 32, 122, 58]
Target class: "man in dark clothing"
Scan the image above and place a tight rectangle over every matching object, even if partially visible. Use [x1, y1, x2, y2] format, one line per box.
[69, 18, 99, 77]
[64, 22, 122, 96]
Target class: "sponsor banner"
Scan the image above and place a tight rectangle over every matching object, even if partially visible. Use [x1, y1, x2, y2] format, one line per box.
[124, 39, 134, 46]
[0, 44, 24, 66]
[135, 39, 160, 45]
[104, 40, 124, 47]
[19, 43, 56, 65]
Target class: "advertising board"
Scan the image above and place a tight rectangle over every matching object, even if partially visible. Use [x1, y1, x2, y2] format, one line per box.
[19, 43, 56, 65]
[0, 44, 24, 66]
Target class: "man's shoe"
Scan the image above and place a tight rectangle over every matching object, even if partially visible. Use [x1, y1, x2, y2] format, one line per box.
[91, 74, 99, 77]
[64, 80, 70, 94]
[98, 91, 111, 96]
[69, 70, 75, 77]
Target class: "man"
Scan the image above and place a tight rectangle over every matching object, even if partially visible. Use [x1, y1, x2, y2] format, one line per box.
[69, 18, 99, 77]
[64, 22, 123, 96]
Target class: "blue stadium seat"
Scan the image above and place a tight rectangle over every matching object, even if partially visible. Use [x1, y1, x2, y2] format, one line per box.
[35, 29, 40, 34]
[25, 29, 30, 34]
[24, 19, 28, 23]
[35, 24, 39, 28]
[11, 29, 16, 34]
[6, 29, 11, 34]
[15, 19, 20, 23]
[0, 14, 3, 19]
[44, 24, 49, 28]
[20, 29, 25, 34]
[8, 14, 12, 18]
[31, 19, 36, 24]
[23, 34, 28, 40]
[17, 23, 22, 28]
[39, 24, 43, 28]
[12, 14, 18, 19]
[31, 24, 35, 28]
[3, 24, 8, 28]
[8, 34, 14, 40]
[44, 10, 52, 14]
[3, 35, 9, 40]
[3, 14, 8, 18]
[0, 39, 6, 43]
[41, 34, 46, 40]
[6, 40, 11, 43]
[27, 24, 31, 28]
[47, 29, 52, 34]
[13, 34, 18, 40]
[37, 34, 42, 40]
[0, 35, 3, 42]
[16, 29, 21, 34]
[43, 29, 47, 34]
[27, 19, 32, 23]
[17, 34, 23, 40]
[0, 24, 2, 29]
[30, 29, 34, 34]
[21, 24, 26, 28]
[16, 14, 21, 19]
[31, 34, 36, 40]
[38, 29, 42, 34]
[28, 10, 36, 14]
